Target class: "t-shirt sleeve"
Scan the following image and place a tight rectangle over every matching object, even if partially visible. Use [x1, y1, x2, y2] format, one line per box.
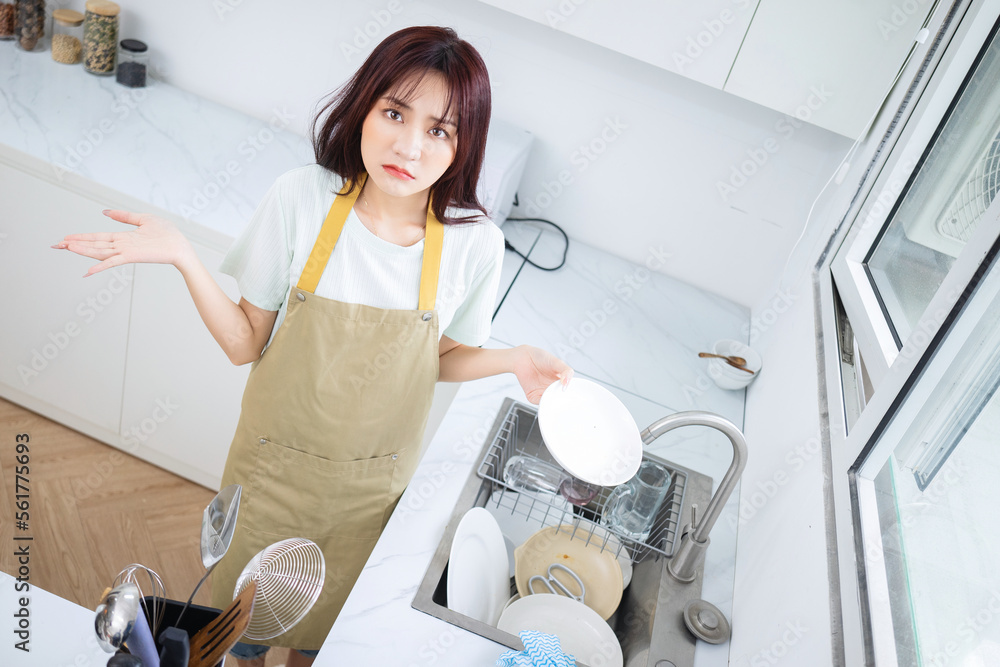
[442, 224, 506, 347]
[219, 177, 294, 312]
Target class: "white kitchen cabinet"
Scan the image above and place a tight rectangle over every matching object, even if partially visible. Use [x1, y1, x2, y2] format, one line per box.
[481, 0, 930, 138]
[478, 0, 760, 89]
[724, 0, 932, 138]
[0, 159, 132, 439]
[119, 246, 250, 491]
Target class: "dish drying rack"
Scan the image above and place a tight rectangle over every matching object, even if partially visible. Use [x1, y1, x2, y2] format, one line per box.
[476, 401, 687, 563]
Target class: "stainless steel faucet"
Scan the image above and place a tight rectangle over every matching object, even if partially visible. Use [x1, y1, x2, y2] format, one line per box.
[640, 411, 748, 582]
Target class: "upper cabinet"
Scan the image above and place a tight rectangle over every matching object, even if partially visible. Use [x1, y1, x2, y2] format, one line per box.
[477, 0, 759, 89]
[724, 0, 930, 138]
[479, 0, 933, 138]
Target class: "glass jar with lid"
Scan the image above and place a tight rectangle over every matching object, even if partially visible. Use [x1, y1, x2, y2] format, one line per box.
[116, 39, 148, 87]
[0, 3, 15, 41]
[51, 9, 84, 64]
[14, 0, 47, 52]
[83, 0, 119, 75]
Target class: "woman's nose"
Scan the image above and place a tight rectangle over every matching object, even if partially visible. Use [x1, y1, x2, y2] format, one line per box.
[393, 128, 423, 161]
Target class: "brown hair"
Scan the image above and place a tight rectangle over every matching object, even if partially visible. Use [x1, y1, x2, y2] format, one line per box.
[311, 26, 492, 225]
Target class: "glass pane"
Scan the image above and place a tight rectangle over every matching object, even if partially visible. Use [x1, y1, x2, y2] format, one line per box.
[868, 284, 1000, 666]
[867, 25, 1000, 345]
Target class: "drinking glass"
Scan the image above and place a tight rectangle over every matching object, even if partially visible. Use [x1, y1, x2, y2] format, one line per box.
[601, 460, 671, 540]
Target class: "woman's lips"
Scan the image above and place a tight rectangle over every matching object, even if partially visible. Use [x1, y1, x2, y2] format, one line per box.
[383, 164, 415, 180]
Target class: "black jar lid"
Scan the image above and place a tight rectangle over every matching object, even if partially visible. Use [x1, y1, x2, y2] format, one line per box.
[120, 39, 148, 53]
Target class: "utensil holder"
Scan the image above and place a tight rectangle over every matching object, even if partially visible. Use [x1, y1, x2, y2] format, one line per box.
[113, 597, 224, 667]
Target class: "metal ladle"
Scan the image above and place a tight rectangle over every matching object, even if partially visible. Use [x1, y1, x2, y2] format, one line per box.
[95, 582, 160, 666]
[95, 583, 140, 653]
[174, 483, 242, 628]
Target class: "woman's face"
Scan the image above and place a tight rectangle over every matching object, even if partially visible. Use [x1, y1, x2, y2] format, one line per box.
[360, 71, 458, 202]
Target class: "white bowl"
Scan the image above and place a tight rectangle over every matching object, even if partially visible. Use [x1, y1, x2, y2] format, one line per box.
[707, 339, 761, 390]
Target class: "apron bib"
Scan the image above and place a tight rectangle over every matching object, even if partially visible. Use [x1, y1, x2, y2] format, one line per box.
[210, 179, 444, 650]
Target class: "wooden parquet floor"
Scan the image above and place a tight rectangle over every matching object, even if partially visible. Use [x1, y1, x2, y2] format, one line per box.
[0, 395, 215, 606]
[0, 397, 291, 666]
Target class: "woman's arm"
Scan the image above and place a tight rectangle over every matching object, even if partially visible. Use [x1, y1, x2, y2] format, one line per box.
[438, 335, 573, 405]
[54, 209, 276, 365]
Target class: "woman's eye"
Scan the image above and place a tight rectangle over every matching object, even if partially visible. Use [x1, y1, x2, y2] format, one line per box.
[430, 127, 449, 139]
[385, 109, 402, 121]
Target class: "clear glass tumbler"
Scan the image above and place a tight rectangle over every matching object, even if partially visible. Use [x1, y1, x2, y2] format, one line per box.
[601, 459, 672, 540]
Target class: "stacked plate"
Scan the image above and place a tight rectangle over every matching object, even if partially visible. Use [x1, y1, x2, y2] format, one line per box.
[446, 508, 510, 626]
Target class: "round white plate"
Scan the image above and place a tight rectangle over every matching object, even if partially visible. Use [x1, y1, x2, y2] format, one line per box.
[498, 594, 624, 667]
[537, 378, 643, 486]
[447, 508, 511, 626]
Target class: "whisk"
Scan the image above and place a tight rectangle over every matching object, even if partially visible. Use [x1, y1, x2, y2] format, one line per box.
[112, 564, 166, 636]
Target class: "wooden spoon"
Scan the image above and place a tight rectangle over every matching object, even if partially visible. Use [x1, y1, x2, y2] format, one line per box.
[187, 580, 257, 667]
[698, 352, 748, 366]
[724, 360, 755, 375]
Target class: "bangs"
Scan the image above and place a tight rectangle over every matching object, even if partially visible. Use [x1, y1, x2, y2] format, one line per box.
[383, 69, 460, 131]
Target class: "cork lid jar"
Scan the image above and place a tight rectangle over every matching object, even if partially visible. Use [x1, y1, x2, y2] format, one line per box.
[83, 0, 120, 75]
[85, 1, 120, 17]
[52, 9, 85, 65]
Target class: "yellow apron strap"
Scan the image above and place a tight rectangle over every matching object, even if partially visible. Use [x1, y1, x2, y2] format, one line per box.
[418, 208, 443, 311]
[296, 180, 360, 293]
[296, 174, 444, 309]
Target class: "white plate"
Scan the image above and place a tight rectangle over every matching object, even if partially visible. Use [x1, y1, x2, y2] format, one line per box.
[447, 508, 511, 626]
[538, 378, 643, 486]
[498, 594, 624, 667]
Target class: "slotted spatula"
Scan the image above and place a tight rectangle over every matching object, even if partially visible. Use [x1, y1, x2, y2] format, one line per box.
[186, 580, 257, 667]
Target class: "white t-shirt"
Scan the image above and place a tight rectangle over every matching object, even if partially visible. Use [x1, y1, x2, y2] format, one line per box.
[220, 164, 505, 348]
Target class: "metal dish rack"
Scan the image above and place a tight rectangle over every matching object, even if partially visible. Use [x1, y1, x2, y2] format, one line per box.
[476, 402, 686, 563]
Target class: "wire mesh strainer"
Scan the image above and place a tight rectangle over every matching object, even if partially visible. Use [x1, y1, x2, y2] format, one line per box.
[233, 537, 325, 640]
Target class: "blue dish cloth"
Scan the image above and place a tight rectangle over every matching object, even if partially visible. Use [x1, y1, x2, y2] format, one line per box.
[496, 631, 576, 667]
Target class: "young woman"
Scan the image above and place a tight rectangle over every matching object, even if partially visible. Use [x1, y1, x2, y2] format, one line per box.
[54, 26, 570, 666]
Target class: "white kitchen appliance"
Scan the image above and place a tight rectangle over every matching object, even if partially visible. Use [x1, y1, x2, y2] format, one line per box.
[477, 119, 533, 223]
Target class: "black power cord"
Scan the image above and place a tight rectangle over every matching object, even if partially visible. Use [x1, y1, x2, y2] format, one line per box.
[502, 216, 569, 271]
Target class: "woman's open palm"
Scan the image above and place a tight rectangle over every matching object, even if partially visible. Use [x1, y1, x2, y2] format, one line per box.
[53, 209, 193, 277]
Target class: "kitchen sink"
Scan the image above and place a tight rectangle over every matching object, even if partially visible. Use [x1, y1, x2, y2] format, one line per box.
[412, 398, 723, 667]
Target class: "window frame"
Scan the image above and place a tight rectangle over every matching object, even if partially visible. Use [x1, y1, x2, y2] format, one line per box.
[829, 0, 1000, 390]
[819, 1, 1000, 663]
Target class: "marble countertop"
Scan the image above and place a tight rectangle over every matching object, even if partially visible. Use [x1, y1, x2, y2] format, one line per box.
[0, 44, 313, 240]
[2, 41, 752, 666]
[0, 571, 111, 666]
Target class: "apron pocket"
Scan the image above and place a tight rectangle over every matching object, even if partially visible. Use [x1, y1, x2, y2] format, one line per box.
[244, 437, 402, 539]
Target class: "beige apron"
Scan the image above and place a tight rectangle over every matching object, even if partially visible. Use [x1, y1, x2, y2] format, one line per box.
[210, 180, 444, 650]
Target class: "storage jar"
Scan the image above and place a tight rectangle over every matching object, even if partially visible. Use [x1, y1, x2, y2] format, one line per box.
[83, 0, 119, 75]
[14, 0, 46, 52]
[51, 9, 84, 64]
[0, 3, 15, 40]
[116, 38, 148, 87]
